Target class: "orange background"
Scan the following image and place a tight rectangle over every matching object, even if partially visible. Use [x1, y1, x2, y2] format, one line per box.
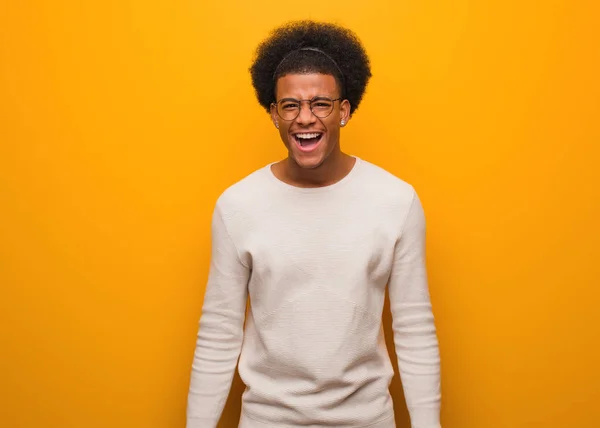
[1, 1, 599, 427]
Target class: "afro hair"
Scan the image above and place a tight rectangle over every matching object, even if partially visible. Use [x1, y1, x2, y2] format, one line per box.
[249, 20, 372, 117]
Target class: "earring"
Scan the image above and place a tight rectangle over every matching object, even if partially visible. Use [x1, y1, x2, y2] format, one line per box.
[275, 123, 279, 129]
[341, 120, 346, 126]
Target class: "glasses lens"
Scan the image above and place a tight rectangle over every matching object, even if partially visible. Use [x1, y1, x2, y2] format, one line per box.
[311, 98, 334, 118]
[278, 100, 299, 121]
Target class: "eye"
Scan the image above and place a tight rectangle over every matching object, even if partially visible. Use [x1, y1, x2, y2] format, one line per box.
[281, 102, 299, 110]
[311, 97, 333, 109]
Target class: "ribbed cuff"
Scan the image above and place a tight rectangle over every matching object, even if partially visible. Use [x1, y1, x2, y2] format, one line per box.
[409, 407, 441, 428]
[186, 417, 216, 428]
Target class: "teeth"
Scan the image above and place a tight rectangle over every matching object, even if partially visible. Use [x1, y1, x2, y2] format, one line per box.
[296, 133, 321, 139]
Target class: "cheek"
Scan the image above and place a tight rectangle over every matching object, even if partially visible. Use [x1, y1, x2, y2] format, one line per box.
[278, 126, 292, 144]
[324, 118, 341, 139]
[327, 128, 340, 144]
[327, 111, 342, 129]
[279, 124, 289, 135]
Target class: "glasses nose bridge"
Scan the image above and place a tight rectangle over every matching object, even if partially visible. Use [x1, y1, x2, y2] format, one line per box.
[296, 99, 316, 121]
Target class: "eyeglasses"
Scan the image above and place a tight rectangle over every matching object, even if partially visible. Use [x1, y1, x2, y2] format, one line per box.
[272, 96, 342, 121]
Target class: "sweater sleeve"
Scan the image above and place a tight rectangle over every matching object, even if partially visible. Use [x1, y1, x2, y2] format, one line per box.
[186, 201, 250, 428]
[388, 189, 442, 428]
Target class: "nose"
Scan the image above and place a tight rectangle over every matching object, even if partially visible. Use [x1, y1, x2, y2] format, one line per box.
[295, 100, 317, 125]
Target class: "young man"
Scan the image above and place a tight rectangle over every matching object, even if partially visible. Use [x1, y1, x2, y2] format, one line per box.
[187, 21, 442, 428]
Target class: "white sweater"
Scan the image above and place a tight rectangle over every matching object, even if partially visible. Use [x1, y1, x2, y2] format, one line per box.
[187, 157, 441, 428]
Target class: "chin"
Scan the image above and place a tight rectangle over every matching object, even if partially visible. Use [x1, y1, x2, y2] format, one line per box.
[291, 154, 326, 169]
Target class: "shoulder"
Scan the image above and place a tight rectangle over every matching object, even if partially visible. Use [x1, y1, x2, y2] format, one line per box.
[356, 158, 418, 206]
[355, 159, 426, 240]
[214, 163, 272, 217]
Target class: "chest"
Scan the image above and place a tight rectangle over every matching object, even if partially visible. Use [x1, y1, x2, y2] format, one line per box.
[239, 204, 398, 307]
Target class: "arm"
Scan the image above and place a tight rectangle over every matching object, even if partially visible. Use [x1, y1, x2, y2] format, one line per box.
[186, 201, 250, 428]
[388, 190, 442, 428]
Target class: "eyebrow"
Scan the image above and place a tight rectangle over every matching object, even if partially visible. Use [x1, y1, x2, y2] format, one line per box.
[277, 95, 336, 102]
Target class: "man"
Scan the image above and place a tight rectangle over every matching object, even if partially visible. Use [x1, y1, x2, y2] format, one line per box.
[187, 20, 442, 428]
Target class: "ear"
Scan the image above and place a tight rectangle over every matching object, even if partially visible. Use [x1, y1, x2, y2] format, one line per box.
[270, 103, 279, 129]
[340, 99, 351, 126]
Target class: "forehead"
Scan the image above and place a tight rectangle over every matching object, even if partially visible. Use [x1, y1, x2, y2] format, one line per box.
[275, 73, 339, 100]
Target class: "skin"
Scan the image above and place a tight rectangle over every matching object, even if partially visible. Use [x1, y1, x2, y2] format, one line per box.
[269, 73, 355, 188]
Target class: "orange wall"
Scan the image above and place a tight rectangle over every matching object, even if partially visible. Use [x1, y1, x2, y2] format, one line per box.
[1, 1, 599, 427]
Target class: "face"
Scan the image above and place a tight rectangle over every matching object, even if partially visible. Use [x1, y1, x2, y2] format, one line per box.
[270, 73, 350, 170]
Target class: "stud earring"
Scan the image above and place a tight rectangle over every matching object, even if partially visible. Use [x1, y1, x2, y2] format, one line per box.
[275, 123, 279, 129]
[341, 120, 346, 126]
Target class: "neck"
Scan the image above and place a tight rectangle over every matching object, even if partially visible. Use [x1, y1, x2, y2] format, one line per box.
[278, 150, 356, 188]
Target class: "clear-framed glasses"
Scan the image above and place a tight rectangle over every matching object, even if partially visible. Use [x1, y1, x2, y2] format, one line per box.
[272, 96, 342, 121]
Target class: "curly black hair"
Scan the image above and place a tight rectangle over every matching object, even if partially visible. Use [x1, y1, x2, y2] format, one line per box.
[249, 20, 372, 117]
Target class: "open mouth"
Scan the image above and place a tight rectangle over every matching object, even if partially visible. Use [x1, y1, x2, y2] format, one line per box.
[293, 132, 323, 152]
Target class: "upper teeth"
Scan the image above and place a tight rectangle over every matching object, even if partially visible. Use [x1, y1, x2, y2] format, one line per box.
[296, 133, 320, 139]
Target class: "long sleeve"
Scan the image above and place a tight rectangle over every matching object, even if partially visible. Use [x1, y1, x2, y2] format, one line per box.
[186, 201, 250, 428]
[388, 190, 442, 428]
